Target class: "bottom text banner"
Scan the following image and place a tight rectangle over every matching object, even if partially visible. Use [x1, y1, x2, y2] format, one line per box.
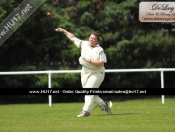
[0, 88, 174, 95]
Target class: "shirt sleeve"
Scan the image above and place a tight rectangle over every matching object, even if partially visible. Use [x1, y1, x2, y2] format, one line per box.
[99, 51, 107, 63]
[74, 37, 82, 48]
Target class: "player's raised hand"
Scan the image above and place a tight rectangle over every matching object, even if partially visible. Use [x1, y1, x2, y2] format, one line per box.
[55, 28, 64, 32]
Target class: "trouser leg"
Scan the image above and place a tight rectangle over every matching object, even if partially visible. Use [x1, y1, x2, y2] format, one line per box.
[82, 95, 95, 113]
[94, 95, 106, 107]
[82, 95, 107, 112]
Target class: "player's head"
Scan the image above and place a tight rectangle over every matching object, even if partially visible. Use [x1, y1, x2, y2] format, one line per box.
[89, 31, 100, 47]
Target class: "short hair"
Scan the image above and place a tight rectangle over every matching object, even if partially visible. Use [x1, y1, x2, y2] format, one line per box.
[92, 31, 100, 41]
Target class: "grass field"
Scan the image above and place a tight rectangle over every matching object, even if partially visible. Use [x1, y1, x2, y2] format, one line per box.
[0, 97, 175, 132]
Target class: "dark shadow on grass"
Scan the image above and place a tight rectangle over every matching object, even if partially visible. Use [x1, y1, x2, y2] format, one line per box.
[95, 112, 141, 116]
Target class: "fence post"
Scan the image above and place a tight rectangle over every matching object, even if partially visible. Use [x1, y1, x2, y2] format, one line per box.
[48, 71, 52, 107]
[160, 70, 165, 104]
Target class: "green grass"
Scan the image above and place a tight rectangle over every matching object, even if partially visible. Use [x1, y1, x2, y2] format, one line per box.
[0, 98, 175, 132]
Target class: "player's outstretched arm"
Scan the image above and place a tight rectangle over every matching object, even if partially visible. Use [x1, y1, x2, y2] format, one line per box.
[55, 28, 75, 42]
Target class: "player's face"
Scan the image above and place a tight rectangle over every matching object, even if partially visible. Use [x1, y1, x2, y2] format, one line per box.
[89, 34, 98, 47]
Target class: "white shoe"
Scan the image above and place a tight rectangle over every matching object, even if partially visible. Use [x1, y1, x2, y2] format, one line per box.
[100, 101, 112, 115]
[77, 110, 90, 117]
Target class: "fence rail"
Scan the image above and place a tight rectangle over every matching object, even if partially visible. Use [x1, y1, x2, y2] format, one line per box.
[1, 68, 175, 106]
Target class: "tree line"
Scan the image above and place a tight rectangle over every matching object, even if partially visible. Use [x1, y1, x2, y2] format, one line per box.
[0, 0, 175, 89]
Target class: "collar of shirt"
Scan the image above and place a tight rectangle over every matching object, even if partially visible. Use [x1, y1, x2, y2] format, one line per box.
[88, 43, 100, 48]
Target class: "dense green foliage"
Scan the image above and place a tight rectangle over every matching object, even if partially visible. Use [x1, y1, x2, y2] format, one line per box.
[0, 0, 175, 88]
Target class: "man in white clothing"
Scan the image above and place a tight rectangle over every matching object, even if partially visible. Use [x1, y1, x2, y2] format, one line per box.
[55, 28, 111, 117]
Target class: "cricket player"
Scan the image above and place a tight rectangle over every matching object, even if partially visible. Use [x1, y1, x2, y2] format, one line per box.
[55, 28, 111, 117]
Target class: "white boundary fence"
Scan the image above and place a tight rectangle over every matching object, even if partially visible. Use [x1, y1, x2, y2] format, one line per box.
[1, 68, 175, 106]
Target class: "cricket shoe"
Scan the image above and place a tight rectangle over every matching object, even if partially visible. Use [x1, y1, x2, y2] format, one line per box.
[77, 110, 90, 117]
[100, 101, 112, 115]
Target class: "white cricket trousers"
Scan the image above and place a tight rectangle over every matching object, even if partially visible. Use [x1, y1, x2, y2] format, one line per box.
[81, 66, 106, 113]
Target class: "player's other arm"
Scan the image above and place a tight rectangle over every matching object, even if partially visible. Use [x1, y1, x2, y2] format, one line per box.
[89, 60, 104, 66]
[86, 51, 106, 66]
[55, 28, 75, 42]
